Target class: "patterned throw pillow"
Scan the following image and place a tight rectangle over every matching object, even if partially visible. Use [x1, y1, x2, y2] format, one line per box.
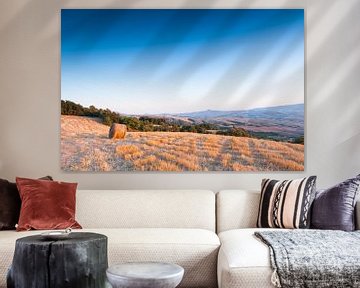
[257, 176, 317, 229]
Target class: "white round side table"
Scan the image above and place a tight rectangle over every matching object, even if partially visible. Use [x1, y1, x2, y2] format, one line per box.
[106, 262, 184, 288]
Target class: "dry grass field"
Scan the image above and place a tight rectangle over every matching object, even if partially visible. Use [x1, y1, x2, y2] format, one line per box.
[61, 115, 304, 172]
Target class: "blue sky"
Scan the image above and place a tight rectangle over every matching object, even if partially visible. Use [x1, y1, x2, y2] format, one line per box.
[61, 9, 304, 115]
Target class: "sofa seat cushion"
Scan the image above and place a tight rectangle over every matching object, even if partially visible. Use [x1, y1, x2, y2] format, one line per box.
[0, 228, 219, 288]
[218, 228, 282, 288]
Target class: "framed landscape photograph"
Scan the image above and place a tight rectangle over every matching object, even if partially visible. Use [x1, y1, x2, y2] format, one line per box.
[61, 9, 304, 172]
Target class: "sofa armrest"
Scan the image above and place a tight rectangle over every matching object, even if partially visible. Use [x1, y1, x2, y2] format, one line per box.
[356, 200, 360, 230]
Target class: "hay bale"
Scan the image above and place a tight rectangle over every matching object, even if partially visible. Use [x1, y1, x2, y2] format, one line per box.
[109, 123, 127, 139]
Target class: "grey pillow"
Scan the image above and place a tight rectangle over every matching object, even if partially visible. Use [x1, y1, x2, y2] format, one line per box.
[311, 174, 360, 231]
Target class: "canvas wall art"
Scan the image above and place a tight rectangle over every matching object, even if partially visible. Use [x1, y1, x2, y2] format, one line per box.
[61, 9, 304, 172]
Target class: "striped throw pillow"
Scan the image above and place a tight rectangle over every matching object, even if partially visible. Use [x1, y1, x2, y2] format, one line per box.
[257, 176, 317, 229]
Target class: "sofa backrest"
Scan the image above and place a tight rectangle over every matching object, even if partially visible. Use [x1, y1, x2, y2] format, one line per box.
[217, 190, 360, 232]
[76, 190, 216, 231]
[216, 190, 260, 233]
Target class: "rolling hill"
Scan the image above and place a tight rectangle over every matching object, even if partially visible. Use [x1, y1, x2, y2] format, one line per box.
[61, 115, 304, 172]
[152, 104, 304, 141]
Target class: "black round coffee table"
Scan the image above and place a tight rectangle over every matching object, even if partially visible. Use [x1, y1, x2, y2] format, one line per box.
[7, 232, 108, 288]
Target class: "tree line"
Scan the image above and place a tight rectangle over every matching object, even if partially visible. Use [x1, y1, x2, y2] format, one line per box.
[61, 100, 251, 137]
[61, 100, 304, 143]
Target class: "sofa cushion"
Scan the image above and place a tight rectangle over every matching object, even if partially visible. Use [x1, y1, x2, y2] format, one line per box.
[311, 174, 360, 231]
[16, 177, 81, 231]
[257, 177, 317, 229]
[0, 179, 20, 231]
[0, 176, 53, 230]
[216, 190, 260, 233]
[218, 228, 279, 288]
[76, 190, 216, 231]
[0, 228, 220, 288]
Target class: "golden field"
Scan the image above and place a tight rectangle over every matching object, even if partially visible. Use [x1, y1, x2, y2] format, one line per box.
[61, 115, 304, 172]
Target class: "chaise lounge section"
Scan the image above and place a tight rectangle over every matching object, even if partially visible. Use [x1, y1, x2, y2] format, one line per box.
[216, 189, 360, 288]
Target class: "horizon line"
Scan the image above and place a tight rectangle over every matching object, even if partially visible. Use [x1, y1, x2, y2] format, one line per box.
[61, 99, 303, 116]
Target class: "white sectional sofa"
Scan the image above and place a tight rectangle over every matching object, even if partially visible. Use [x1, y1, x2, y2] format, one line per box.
[1, 189, 359, 288]
[0, 190, 219, 288]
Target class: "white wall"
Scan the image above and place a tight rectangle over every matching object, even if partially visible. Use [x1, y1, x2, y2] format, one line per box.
[0, 0, 359, 190]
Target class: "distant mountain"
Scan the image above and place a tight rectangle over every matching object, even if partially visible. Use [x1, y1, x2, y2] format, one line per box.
[162, 104, 304, 141]
[176, 104, 303, 120]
